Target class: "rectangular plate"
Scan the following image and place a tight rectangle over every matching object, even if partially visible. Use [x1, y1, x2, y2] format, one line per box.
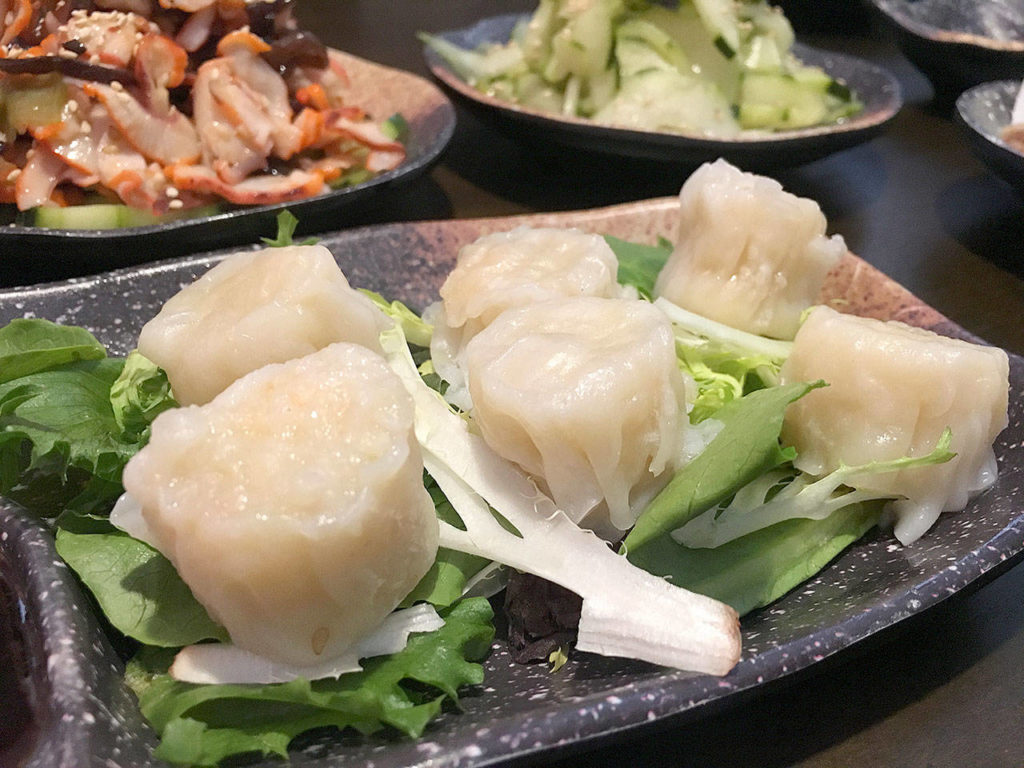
[2, 198, 1023, 767]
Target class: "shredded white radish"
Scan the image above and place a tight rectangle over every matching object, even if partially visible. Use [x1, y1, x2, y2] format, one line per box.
[169, 604, 444, 685]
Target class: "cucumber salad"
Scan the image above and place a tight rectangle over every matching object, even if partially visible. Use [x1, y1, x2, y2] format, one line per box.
[0, 0, 406, 229]
[0, 161, 1008, 766]
[422, 0, 862, 136]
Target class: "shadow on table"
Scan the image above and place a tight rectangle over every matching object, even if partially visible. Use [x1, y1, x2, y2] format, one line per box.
[936, 173, 1024, 280]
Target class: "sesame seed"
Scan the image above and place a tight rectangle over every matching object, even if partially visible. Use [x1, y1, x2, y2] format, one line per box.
[6, 169, 21, 182]
[110, 80, 124, 91]
[168, 199, 184, 209]
[165, 186, 179, 198]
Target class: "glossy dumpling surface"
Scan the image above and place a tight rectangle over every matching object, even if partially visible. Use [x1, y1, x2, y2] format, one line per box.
[138, 244, 390, 405]
[465, 297, 690, 537]
[428, 226, 624, 407]
[655, 159, 845, 339]
[121, 343, 438, 666]
[780, 306, 1009, 545]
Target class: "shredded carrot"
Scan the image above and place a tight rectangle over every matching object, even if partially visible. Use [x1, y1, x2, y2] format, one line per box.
[216, 29, 271, 56]
[296, 84, 330, 111]
[136, 34, 189, 89]
[294, 107, 325, 151]
[31, 123, 63, 142]
[0, 0, 32, 47]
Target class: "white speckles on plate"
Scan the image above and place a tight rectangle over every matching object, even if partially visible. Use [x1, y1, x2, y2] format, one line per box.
[2, 200, 1024, 768]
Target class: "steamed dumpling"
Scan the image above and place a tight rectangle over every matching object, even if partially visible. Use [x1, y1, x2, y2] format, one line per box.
[780, 306, 1009, 545]
[465, 297, 691, 537]
[138, 244, 390, 405]
[655, 159, 845, 339]
[119, 343, 438, 667]
[427, 226, 625, 407]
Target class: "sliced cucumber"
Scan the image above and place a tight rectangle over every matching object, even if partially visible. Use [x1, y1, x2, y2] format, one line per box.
[637, 4, 741, 103]
[579, 66, 619, 114]
[594, 69, 740, 136]
[741, 35, 783, 72]
[546, 0, 619, 81]
[32, 203, 220, 230]
[739, 71, 830, 130]
[2, 72, 67, 136]
[739, 2, 795, 52]
[616, 18, 689, 73]
[615, 36, 673, 79]
[520, 0, 560, 69]
[691, 0, 742, 59]
[512, 72, 564, 113]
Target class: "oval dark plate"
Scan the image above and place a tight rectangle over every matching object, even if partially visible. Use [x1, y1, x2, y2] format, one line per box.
[868, 0, 1024, 97]
[0, 50, 456, 287]
[956, 79, 1024, 197]
[421, 14, 902, 170]
[2, 199, 1024, 768]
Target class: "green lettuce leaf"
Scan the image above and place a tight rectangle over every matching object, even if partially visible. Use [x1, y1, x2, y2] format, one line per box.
[126, 599, 495, 766]
[261, 210, 318, 247]
[0, 318, 106, 383]
[624, 381, 821, 553]
[403, 476, 493, 607]
[55, 522, 228, 647]
[626, 502, 883, 616]
[604, 234, 672, 298]
[360, 289, 433, 348]
[110, 351, 177, 440]
[0, 336, 175, 517]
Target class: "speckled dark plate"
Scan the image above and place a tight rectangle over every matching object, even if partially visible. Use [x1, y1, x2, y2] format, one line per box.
[868, 0, 1024, 96]
[956, 79, 1024, 197]
[2, 199, 1024, 768]
[0, 49, 455, 288]
[421, 14, 902, 169]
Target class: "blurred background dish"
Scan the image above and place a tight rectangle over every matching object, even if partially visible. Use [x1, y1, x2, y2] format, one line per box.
[867, 0, 1024, 99]
[0, 51, 455, 287]
[957, 79, 1024, 196]
[422, 14, 902, 171]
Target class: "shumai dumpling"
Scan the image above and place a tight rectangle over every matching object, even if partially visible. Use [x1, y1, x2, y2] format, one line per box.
[780, 306, 1009, 545]
[427, 226, 624, 408]
[119, 343, 438, 666]
[655, 159, 845, 339]
[138, 245, 390, 405]
[464, 297, 691, 537]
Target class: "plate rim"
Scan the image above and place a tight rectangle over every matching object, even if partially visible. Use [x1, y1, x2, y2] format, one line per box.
[868, 0, 1024, 53]
[2, 197, 1023, 767]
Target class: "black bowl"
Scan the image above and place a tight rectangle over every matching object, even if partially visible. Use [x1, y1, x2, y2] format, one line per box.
[868, 0, 1024, 98]
[957, 79, 1024, 196]
[422, 14, 902, 172]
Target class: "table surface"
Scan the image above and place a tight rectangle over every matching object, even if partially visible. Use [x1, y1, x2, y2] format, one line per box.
[4, 1, 1024, 766]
